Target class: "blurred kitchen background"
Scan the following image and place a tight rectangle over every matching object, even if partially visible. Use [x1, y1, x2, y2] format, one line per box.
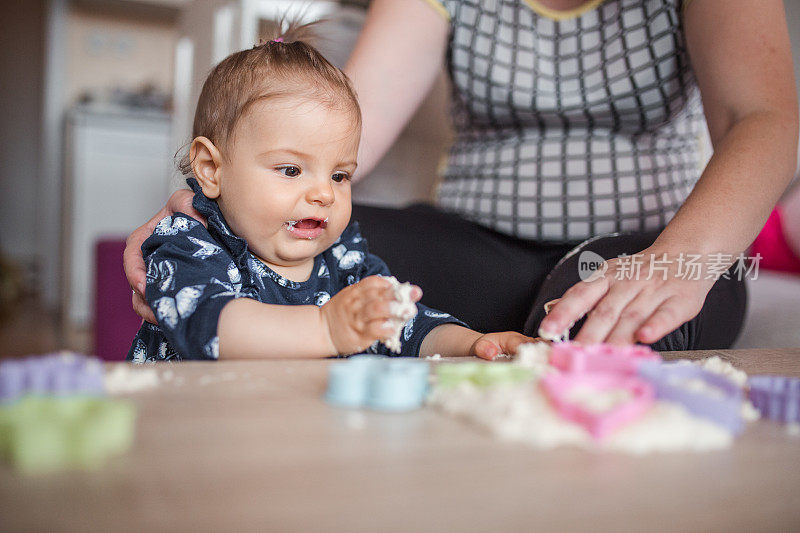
[0, 0, 454, 359]
[1, 0, 799, 359]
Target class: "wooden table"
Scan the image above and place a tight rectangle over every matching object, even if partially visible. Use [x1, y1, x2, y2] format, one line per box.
[2, 348, 800, 532]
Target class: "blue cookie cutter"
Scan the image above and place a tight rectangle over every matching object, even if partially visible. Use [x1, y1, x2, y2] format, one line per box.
[747, 375, 800, 424]
[0, 352, 106, 404]
[638, 361, 743, 434]
[325, 355, 429, 412]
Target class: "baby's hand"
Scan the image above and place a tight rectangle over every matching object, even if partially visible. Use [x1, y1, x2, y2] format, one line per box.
[470, 331, 535, 361]
[320, 276, 422, 355]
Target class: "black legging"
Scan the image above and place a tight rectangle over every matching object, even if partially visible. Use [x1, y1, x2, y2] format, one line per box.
[352, 203, 747, 351]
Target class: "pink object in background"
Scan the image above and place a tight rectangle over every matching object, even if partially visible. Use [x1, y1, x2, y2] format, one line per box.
[550, 342, 661, 375]
[750, 207, 800, 276]
[93, 239, 142, 361]
[541, 373, 656, 440]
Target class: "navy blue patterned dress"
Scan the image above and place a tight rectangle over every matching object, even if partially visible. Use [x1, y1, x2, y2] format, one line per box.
[127, 179, 465, 362]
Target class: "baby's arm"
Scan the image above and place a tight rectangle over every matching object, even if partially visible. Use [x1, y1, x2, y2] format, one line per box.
[420, 325, 534, 361]
[218, 276, 416, 359]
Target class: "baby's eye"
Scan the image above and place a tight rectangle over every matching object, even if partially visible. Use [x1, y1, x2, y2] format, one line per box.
[277, 166, 301, 178]
[331, 172, 350, 183]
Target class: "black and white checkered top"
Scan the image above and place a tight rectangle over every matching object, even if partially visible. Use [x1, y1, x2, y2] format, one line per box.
[427, 0, 706, 242]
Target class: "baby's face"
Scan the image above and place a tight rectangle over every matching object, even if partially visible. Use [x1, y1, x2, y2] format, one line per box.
[217, 98, 359, 280]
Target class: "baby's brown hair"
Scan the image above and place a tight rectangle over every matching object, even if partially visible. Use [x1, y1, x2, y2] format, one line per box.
[179, 21, 360, 174]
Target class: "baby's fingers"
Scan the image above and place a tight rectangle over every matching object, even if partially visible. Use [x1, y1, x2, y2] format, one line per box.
[499, 332, 536, 355]
[362, 318, 397, 344]
[472, 338, 500, 361]
[359, 298, 394, 324]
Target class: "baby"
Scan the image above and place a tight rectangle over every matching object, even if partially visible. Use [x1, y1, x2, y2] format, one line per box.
[128, 25, 532, 362]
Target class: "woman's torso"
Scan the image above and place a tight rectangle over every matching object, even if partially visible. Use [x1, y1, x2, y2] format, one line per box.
[433, 0, 706, 242]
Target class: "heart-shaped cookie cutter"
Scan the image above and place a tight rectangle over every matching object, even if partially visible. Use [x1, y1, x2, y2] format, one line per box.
[540, 372, 655, 440]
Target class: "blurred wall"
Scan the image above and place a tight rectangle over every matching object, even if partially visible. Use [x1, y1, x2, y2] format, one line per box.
[65, 3, 177, 106]
[0, 1, 46, 268]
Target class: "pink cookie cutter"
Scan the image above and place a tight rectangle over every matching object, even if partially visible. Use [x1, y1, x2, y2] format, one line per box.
[550, 342, 661, 375]
[541, 372, 656, 440]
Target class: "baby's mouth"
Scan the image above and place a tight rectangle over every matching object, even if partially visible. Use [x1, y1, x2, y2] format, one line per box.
[287, 218, 328, 230]
[286, 218, 329, 239]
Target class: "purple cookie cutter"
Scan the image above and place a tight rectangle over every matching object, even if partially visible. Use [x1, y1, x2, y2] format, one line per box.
[638, 361, 743, 434]
[0, 352, 105, 403]
[747, 375, 800, 424]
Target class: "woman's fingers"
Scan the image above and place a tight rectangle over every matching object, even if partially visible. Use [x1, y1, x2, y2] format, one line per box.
[132, 290, 156, 324]
[539, 275, 609, 337]
[167, 189, 204, 226]
[602, 290, 668, 346]
[573, 281, 646, 344]
[635, 296, 699, 345]
[124, 213, 164, 295]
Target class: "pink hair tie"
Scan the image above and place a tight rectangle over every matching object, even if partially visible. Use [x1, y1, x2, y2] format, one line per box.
[272, 37, 284, 43]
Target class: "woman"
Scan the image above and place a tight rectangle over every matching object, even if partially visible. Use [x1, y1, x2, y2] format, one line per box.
[124, 0, 798, 350]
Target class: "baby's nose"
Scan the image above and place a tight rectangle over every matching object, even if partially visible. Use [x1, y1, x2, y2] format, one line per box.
[307, 177, 335, 205]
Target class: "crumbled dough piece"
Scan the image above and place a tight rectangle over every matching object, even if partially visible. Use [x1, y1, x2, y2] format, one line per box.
[345, 411, 367, 431]
[742, 400, 761, 422]
[567, 386, 633, 414]
[425, 353, 442, 360]
[698, 356, 748, 387]
[380, 276, 417, 353]
[428, 379, 733, 454]
[104, 365, 159, 394]
[515, 342, 554, 378]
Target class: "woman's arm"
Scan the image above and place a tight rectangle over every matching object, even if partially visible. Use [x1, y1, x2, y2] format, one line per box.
[661, 0, 798, 256]
[540, 0, 799, 345]
[345, 0, 449, 179]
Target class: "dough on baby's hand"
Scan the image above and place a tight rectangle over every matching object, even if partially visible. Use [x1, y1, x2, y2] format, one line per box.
[380, 276, 417, 353]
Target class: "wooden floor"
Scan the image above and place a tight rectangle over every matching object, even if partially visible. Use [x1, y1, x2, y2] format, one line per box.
[0, 296, 89, 359]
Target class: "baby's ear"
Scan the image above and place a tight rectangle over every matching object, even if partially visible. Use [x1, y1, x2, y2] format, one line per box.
[190, 137, 223, 199]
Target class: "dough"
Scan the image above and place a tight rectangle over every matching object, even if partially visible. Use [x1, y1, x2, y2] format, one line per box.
[380, 276, 417, 353]
[428, 343, 750, 454]
[104, 365, 159, 393]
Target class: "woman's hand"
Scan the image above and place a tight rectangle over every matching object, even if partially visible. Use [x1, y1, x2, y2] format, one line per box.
[123, 189, 202, 322]
[470, 331, 535, 361]
[320, 276, 422, 355]
[539, 247, 723, 346]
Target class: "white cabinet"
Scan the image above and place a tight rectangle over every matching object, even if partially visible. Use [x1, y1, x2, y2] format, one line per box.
[62, 107, 173, 327]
